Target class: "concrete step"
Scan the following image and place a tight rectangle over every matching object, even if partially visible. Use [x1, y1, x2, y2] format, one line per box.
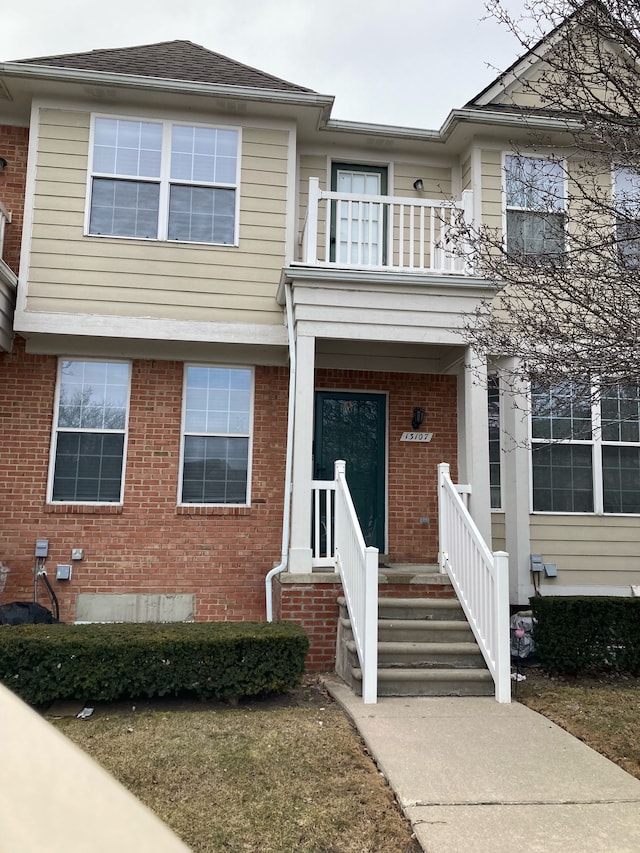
[378, 597, 465, 621]
[351, 666, 495, 697]
[339, 616, 474, 644]
[345, 639, 485, 667]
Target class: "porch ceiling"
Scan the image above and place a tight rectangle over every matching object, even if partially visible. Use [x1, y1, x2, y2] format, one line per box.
[315, 339, 465, 375]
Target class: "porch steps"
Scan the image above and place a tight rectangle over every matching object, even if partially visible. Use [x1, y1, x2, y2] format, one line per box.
[336, 596, 494, 698]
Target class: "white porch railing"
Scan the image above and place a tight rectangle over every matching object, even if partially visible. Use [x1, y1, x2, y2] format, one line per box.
[438, 462, 511, 703]
[301, 177, 473, 274]
[312, 461, 379, 703]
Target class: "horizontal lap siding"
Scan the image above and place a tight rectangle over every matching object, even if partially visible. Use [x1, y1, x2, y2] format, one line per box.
[480, 149, 502, 232]
[25, 110, 289, 324]
[530, 514, 640, 587]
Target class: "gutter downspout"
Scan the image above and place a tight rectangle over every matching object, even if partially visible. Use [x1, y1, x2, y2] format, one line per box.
[265, 280, 296, 621]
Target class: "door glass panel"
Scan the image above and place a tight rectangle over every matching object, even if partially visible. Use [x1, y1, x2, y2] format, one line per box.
[315, 392, 386, 551]
[331, 164, 387, 266]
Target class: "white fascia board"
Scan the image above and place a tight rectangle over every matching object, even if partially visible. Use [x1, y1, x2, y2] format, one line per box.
[0, 62, 335, 112]
[13, 309, 288, 347]
[278, 266, 499, 302]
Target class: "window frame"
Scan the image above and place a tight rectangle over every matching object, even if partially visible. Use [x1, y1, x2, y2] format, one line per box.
[529, 380, 640, 515]
[47, 358, 131, 505]
[503, 152, 567, 261]
[85, 114, 241, 246]
[613, 165, 640, 266]
[487, 375, 503, 511]
[178, 364, 254, 507]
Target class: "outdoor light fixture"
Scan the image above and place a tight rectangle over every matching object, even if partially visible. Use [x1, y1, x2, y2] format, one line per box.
[411, 407, 425, 430]
[413, 178, 424, 191]
[0, 158, 7, 170]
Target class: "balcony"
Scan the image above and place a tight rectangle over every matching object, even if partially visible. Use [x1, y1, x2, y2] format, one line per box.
[299, 178, 473, 275]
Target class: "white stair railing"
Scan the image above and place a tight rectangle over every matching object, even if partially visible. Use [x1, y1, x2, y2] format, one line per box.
[311, 461, 378, 703]
[333, 460, 378, 704]
[438, 462, 511, 703]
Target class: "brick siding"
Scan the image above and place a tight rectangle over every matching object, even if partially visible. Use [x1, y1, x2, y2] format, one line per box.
[0, 125, 29, 273]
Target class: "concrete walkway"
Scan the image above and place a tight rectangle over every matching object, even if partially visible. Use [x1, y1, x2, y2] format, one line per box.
[326, 680, 640, 853]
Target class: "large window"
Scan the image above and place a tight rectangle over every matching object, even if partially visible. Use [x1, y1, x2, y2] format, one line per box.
[505, 154, 565, 261]
[614, 167, 640, 265]
[531, 381, 640, 513]
[88, 117, 239, 245]
[180, 366, 252, 505]
[49, 360, 130, 503]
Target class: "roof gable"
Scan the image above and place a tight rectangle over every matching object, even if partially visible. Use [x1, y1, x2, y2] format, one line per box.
[12, 40, 315, 94]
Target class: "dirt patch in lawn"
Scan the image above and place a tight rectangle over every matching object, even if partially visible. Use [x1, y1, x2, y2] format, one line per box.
[515, 668, 640, 780]
[49, 678, 421, 853]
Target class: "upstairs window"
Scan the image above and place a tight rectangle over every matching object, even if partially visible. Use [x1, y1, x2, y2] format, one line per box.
[49, 360, 130, 503]
[88, 117, 239, 245]
[505, 155, 565, 261]
[614, 167, 640, 266]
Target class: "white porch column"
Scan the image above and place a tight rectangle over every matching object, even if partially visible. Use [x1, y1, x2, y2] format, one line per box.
[288, 333, 316, 573]
[457, 346, 492, 546]
[500, 363, 533, 605]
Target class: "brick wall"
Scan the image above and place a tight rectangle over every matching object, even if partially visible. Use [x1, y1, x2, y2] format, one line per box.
[0, 339, 288, 622]
[0, 125, 29, 273]
[316, 368, 458, 563]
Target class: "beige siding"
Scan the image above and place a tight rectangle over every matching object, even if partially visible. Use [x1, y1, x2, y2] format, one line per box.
[461, 156, 472, 193]
[25, 109, 290, 325]
[491, 512, 506, 551]
[530, 514, 640, 588]
[480, 149, 502, 232]
[298, 154, 327, 262]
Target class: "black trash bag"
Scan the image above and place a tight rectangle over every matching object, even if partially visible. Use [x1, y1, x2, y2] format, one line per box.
[0, 601, 57, 625]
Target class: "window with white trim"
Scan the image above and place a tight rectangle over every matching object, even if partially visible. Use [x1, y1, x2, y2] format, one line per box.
[50, 360, 130, 503]
[505, 154, 565, 260]
[180, 366, 252, 505]
[88, 117, 239, 245]
[531, 381, 640, 513]
[488, 376, 502, 509]
[614, 167, 640, 266]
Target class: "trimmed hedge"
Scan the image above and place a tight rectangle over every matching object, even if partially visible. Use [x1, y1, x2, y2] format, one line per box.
[0, 620, 309, 705]
[530, 596, 640, 676]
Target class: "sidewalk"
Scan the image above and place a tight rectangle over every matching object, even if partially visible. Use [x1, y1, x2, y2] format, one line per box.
[326, 680, 640, 853]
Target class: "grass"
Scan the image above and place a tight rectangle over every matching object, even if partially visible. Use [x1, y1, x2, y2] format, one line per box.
[50, 685, 420, 853]
[515, 668, 640, 780]
[48, 670, 640, 852]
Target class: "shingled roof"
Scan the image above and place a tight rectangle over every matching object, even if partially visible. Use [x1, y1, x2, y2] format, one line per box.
[13, 40, 316, 94]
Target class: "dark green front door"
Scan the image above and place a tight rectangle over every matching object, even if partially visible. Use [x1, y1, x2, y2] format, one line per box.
[314, 391, 386, 551]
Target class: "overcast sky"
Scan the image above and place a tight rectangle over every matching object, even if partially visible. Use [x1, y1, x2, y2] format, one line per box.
[1, 0, 533, 129]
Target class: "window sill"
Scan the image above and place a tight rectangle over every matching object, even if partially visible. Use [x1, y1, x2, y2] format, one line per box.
[45, 504, 123, 515]
[176, 505, 252, 517]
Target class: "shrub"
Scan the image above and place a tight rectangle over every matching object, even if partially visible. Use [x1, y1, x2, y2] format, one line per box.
[0, 620, 309, 705]
[530, 596, 640, 676]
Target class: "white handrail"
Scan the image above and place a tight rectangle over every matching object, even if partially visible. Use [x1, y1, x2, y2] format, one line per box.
[302, 178, 471, 274]
[438, 462, 511, 703]
[333, 460, 378, 704]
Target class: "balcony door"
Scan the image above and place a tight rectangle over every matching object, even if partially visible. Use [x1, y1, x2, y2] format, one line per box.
[330, 163, 388, 265]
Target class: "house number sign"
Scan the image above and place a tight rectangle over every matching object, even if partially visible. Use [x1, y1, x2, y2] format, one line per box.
[400, 432, 433, 442]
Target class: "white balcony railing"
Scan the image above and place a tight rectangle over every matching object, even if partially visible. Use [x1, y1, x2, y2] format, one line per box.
[312, 461, 379, 704]
[438, 462, 511, 703]
[300, 178, 473, 274]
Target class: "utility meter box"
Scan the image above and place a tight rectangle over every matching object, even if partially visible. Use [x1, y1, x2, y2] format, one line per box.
[35, 539, 49, 558]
